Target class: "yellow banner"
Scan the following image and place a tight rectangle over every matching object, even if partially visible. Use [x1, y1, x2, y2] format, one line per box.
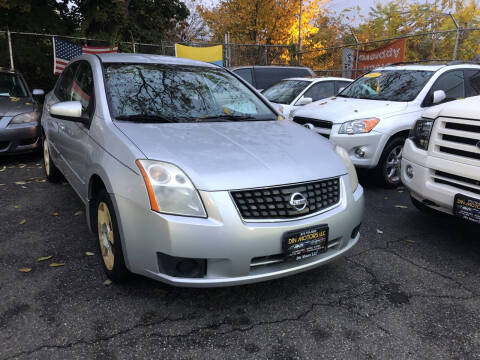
[175, 44, 223, 66]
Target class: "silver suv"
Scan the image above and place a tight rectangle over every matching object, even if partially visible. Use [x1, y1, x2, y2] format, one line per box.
[41, 54, 363, 287]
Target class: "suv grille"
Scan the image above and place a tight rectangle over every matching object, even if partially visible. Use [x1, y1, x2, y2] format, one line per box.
[433, 170, 480, 195]
[292, 116, 332, 139]
[433, 117, 480, 164]
[231, 178, 340, 221]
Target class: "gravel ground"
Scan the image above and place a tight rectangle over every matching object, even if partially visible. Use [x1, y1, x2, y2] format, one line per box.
[1, 153, 479, 360]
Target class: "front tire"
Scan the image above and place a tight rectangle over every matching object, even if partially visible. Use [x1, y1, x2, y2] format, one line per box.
[43, 136, 61, 182]
[374, 136, 405, 188]
[95, 189, 130, 282]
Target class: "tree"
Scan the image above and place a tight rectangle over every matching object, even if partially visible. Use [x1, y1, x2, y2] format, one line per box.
[168, 0, 210, 42]
[72, 0, 190, 44]
[0, 0, 79, 88]
[198, 0, 326, 67]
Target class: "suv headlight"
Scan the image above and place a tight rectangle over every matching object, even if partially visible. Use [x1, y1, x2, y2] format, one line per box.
[409, 117, 434, 150]
[335, 145, 359, 192]
[339, 118, 379, 134]
[136, 160, 207, 218]
[9, 112, 40, 125]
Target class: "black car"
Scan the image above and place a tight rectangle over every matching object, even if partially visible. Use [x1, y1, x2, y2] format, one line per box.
[230, 65, 315, 91]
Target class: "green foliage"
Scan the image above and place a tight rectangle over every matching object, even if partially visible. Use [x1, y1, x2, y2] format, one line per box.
[0, 0, 189, 90]
[73, 0, 189, 44]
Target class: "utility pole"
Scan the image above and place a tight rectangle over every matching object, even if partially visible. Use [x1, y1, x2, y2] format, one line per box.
[449, 13, 460, 61]
[298, 0, 302, 65]
[7, 28, 14, 70]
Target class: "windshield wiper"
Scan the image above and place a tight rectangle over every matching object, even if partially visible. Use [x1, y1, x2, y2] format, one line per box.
[115, 114, 174, 123]
[197, 114, 274, 122]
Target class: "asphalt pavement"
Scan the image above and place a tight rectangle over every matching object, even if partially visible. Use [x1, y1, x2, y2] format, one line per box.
[1, 153, 480, 360]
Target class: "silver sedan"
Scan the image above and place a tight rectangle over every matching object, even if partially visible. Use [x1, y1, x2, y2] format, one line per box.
[0, 69, 44, 155]
[41, 53, 364, 287]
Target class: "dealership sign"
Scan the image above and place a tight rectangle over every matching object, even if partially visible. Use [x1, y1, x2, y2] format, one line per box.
[342, 39, 407, 77]
[357, 39, 406, 70]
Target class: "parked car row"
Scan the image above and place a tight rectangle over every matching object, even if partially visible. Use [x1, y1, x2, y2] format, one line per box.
[290, 63, 480, 187]
[2, 56, 479, 288]
[284, 62, 480, 227]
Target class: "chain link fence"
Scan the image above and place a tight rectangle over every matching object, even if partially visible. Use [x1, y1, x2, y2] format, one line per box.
[1, 27, 479, 90]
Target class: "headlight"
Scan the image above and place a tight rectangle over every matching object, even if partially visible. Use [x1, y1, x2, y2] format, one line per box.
[335, 145, 359, 192]
[409, 117, 434, 150]
[9, 112, 40, 124]
[339, 117, 379, 134]
[136, 160, 207, 218]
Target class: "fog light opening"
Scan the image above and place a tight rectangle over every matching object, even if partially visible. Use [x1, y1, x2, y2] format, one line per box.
[406, 165, 414, 179]
[351, 223, 361, 239]
[355, 147, 366, 158]
[157, 253, 206, 278]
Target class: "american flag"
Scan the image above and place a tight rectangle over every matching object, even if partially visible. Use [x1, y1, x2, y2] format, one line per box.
[53, 37, 118, 75]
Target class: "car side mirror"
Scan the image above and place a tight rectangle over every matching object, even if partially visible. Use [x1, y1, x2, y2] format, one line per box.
[32, 89, 44, 96]
[432, 90, 446, 104]
[50, 101, 89, 125]
[295, 97, 313, 106]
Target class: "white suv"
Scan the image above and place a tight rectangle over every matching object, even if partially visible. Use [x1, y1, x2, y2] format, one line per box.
[401, 96, 480, 224]
[291, 63, 480, 186]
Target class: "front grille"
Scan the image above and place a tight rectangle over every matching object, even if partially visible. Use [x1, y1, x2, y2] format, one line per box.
[433, 118, 480, 164]
[439, 146, 480, 160]
[445, 122, 480, 133]
[292, 117, 333, 139]
[231, 178, 341, 221]
[433, 170, 480, 195]
[293, 116, 333, 129]
[442, 134, 478, 147]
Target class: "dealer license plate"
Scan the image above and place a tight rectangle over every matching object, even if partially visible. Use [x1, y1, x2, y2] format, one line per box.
[453, 194, 480, 224]
[283, 226, 329, 261]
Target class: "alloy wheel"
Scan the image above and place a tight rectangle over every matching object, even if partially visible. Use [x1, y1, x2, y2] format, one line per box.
[43, 138, 50, 176]
[385, 144, 403, 184]
[98, 201, 115, 271]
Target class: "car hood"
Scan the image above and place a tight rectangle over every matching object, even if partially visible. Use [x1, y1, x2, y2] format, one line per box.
[423, 96, 480, 120]
[116, 120, 347, 191]
[293, 97, 409, 124]
[0, 96, 34, 117]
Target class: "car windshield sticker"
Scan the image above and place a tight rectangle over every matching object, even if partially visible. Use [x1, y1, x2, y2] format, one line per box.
[365, 72, 382, 78]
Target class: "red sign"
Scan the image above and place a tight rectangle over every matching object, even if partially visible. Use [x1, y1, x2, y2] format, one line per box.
[357, 39, 406, 71]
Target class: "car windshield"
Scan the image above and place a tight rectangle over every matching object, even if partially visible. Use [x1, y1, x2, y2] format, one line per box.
[0, 73, 28, 97]
[103, 63, 277, 123]
[262, 80, 311, 104]
[338, 70, 433, 102]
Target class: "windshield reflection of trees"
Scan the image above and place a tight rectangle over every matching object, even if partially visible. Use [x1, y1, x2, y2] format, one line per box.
[264, 81, 309, 104]
[106, 65, 262, 121]
[344, 71, 431, 102]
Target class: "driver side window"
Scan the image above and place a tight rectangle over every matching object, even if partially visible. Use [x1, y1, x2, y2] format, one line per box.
[425, 70, 464, 106]
[71, 62, 94, 114]
[55, 63, 79, 101]
[303, 82, 334, 101]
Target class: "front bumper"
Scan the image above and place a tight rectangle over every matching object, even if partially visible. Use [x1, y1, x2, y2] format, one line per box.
[329, 129, 386, 168]
[0, 122, 40, 155]
[114, 175, 364, 287]
[401, 139, 480, 214]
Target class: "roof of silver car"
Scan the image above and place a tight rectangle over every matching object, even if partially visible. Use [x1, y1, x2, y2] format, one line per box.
[96, 53, 217, 68]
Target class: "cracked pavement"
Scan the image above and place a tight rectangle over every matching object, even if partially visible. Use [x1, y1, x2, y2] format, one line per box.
[1, 154, 480, 360]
